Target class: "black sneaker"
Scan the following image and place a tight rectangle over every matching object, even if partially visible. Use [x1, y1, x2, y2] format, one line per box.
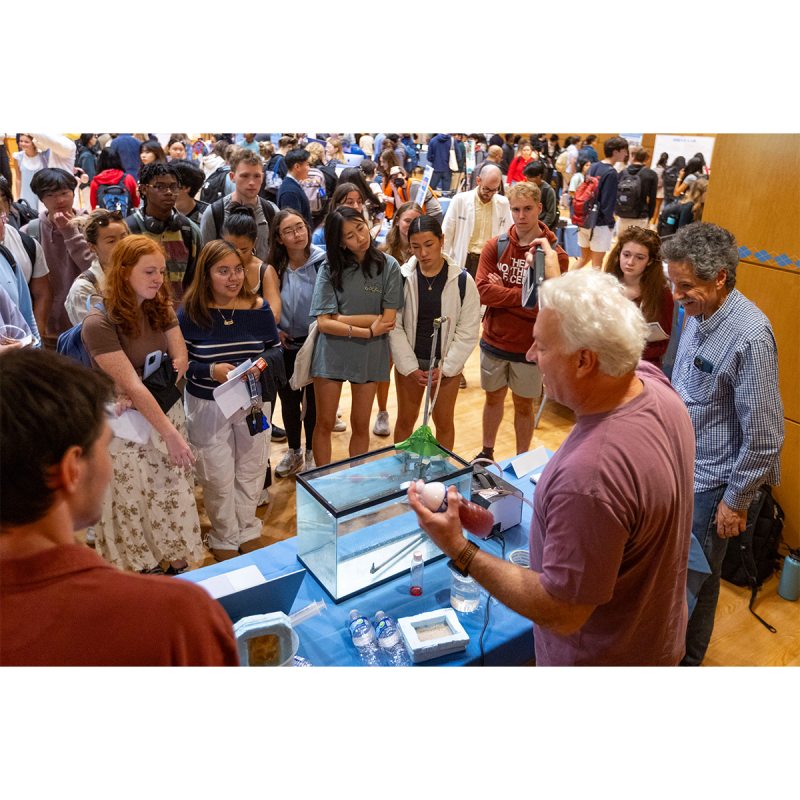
[271, 425, 287, 442]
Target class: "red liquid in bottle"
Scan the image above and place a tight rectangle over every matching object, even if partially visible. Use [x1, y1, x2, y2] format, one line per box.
[458, 499, 495, 539]
[409, 585, 423, 596]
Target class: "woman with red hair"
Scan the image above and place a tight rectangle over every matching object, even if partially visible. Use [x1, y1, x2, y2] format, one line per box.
[81, 234, 203, 573]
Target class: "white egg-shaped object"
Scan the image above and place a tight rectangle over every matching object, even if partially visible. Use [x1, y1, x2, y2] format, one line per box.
[420, 481, 448, 513]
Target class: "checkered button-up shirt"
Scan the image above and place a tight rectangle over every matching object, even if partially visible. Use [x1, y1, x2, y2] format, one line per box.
[672, 289, 783, 510]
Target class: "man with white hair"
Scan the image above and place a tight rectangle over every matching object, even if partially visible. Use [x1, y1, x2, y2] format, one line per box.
[664, 222, 783, 666]
[442, 163, 511, 279]
[408, 257, 695, 665]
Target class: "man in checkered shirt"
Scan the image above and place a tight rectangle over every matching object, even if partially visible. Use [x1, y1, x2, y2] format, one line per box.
[664, 222, 784, 666]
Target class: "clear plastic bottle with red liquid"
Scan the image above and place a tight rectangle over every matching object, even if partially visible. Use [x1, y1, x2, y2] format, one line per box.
[409, 550, 424, 596]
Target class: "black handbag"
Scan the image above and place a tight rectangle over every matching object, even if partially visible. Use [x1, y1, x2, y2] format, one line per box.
[142, 356, 182, 413]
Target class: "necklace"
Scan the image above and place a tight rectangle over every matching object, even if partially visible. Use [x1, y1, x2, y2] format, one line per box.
[218, 307, 236, 326]
[420, 262, 445, 291]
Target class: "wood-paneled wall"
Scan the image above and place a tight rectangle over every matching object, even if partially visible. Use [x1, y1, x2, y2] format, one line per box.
[703, 134, 800, 548]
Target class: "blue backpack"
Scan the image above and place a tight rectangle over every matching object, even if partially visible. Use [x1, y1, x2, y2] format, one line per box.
[56, 302, 104, 367]
[96, 178, 132, 217]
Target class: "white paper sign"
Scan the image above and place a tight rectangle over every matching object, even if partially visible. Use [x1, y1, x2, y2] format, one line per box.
[510, 446, 550, 478]
[213, 378, 251, 419]
[196, 565, 266, 599]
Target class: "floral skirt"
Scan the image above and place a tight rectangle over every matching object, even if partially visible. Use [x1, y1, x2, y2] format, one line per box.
[95, 403, 204, 572]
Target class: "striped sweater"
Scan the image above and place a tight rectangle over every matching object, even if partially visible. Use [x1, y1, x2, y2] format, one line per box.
[178, 301, 279, 400]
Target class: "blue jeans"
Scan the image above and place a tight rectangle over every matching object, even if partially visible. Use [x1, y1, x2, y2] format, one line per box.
[682, 484, 729, 666]
[430, 170, 451, 191]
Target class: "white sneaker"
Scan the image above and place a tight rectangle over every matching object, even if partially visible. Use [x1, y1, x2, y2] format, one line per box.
[275, 449, 305, 477]
[333, 412, 346, 432]
[257, 488, 270, 506]
[304, 450, 316, 471]
[373, 410, 391, 437]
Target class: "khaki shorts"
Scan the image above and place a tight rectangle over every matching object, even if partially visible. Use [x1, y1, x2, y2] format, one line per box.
[578, 224, 614, 253]
[480, 349, 542, 398]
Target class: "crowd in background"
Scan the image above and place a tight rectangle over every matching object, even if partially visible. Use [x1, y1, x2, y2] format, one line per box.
[0, 130, 711, 576]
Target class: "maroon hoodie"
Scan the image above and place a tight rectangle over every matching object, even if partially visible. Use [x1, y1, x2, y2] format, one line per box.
[89, 169, 140, 210]
[476, 221, 568, 357]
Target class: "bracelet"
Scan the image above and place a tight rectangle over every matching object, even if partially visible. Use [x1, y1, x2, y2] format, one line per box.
[368, 323, 375, 339]
[451, 540, 481, 577]
[210, 363, 217, 381]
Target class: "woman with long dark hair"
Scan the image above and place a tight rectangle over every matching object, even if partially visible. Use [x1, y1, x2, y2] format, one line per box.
[81, 235, 202, 573]
[265, 209, 327, 476]
[179, 240, 280, 560]
[309, 207, 403, 465]
[604, 226, 674, 366]
[389, 216, 480, 450]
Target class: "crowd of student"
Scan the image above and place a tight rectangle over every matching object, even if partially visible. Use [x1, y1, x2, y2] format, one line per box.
[0, 131, 782, 668]
[0, 131, 711, 569]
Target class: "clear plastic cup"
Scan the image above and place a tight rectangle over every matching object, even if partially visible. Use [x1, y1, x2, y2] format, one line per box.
[450, 568, 480, 613]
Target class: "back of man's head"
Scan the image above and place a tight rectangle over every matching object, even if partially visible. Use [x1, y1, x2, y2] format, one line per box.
[604, 136, 629, 158]
[285, 148, 310, 172]
[0, 350, 112, 528]
[487, 145, 503, 162]
[523, 160, 545, 181]
[30, 168, 77, 200]
[538, 270, 648, 377]
[170, 160, 205, 196]
[631, 148, 650, 164]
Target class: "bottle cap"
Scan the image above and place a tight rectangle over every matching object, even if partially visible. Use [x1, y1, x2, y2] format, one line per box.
[413, 550, 423, 560]
[374, 610, 385, 621]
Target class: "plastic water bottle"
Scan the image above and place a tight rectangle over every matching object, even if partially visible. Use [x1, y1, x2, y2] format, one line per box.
[374, 611, 412, 667]
[348, 610, 383, 667]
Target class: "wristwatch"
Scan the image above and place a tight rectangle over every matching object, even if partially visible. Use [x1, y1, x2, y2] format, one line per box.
[448, 540, 480, 577]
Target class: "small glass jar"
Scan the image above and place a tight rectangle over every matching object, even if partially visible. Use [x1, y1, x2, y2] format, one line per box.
[449, 567, 480, 613]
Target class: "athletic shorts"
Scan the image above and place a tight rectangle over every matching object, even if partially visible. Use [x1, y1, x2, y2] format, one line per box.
[480, 349, 542, 398]
[578, 224, 614, 253]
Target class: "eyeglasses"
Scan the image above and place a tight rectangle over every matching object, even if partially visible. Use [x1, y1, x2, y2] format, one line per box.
[213, 266, 245, 277]
[280, 224, 306, 238]
[480, 185, 500, 195]
[149, 183, 180, 193]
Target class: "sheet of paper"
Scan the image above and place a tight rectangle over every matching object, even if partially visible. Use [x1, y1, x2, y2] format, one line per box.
[108, 409, 152, 444]
[647, 322, 670, 342]
[226, 359, 253, 381]
[510, 446, 550, 478]
[196, 565, 266, 599]
[213, 375, 252, 419]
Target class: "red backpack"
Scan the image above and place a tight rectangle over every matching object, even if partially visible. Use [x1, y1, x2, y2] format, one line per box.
[571, 175, 599, 229]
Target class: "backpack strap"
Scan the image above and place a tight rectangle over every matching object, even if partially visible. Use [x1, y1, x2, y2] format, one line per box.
[211, 199, 225, 238]
[0, 243, 18, 275]
[19, 231, 37, 275]
[259, 197, 277, 227]
[496, 232, 510, 261]
[458, 269, 467, 304]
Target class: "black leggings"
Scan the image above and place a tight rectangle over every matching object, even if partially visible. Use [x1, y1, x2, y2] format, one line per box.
[278, 346, 316, 451]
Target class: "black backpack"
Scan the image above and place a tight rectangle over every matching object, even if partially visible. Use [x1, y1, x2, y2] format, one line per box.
[721, 485, 785, 632]
[615, 168, 643, 218]
[662, 163, 682, 203]
[658, 200, 683, 238]
[13, 199, 39, 227]
[200, 165, 231, 204]
[96, 177, 132, 217]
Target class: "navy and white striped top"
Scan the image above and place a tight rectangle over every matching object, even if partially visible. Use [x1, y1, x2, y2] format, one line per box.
[672, 289, 784, 509]
[178, 300, 279, 400]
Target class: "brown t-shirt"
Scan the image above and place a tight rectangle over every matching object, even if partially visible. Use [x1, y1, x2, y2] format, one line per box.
[81, 306, 178, 375]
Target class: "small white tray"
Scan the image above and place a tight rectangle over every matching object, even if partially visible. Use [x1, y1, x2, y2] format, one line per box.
[397, 608, 469, 663]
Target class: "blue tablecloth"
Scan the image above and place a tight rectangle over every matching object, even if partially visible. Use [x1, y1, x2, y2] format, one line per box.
[182, 463, 538, 666]
[181, 453, 710, 665]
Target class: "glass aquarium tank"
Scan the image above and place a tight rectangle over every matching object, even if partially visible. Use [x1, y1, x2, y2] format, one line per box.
[295, 445, 473, 603]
